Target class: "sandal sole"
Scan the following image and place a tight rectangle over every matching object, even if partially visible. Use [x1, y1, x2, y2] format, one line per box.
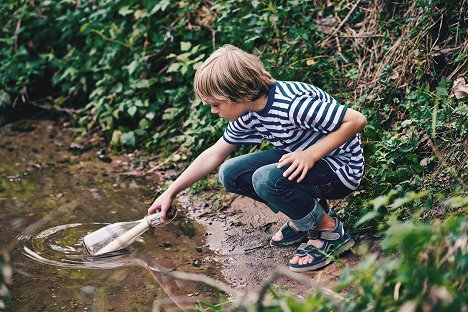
[288, 236, 355, 272]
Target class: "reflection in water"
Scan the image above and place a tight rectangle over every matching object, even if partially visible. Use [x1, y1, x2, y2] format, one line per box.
[19, 223, 151, 270]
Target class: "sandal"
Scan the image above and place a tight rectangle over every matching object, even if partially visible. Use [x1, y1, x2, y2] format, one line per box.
[289, 218, 355, 272]
[270, 221, 308, 247]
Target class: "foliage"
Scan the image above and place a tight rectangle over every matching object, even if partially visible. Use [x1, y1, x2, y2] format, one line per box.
[335, 194, 468, 312]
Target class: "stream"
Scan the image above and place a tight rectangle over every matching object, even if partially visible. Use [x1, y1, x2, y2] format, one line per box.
[0, 117, 224, 311]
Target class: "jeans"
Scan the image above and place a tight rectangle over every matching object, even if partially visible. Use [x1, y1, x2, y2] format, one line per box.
[218, 149, 353, 231]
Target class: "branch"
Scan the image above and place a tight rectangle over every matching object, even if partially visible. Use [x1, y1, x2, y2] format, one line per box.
[333, 0, 362, 35]
[164, 270, 241, 297]
[324, 33, 384, 39]
[256, 267, 345, 312]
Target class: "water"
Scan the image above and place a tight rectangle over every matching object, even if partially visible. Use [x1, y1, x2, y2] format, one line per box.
[0, 118, 225, 311]
[20, 222, 143, 269]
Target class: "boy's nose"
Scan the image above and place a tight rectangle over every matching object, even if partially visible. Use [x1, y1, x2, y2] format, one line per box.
[211, 106, 219, 114]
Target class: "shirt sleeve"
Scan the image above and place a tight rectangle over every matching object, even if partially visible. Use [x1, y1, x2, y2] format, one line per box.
[222, 113, 263, 145]
[288, 86, 347, 133]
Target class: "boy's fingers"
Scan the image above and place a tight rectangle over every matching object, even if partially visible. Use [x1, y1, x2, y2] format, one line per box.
[282, 162, 296, 177]
[279, 153, 292, 161]
[297, 167, 308, 183]
[277, 158, 290, 168]
[288, 165, 303, 181]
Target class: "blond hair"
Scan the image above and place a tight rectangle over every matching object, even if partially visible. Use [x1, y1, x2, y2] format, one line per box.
[194, 45, 275, 104]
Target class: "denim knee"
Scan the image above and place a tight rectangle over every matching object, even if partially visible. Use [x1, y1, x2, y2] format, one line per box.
[218, 159, 237, 192]
[251, 164, 283, 201]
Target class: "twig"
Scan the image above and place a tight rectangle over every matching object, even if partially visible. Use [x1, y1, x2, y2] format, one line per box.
[423, 132, 467, 188]
[333, 0, 362, 35]
[14, 19, 21, 51]
[164, 270, 240, 297]
[256, 267, 345, 312]
[324, 33, 384, 39]
[244, 244, 267, 254]
[151, 296, 205, 312]
[90, 29, 131, 48]
[146, 145, 184, 174]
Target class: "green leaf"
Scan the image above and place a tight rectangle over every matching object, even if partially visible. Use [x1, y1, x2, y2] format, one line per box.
[80, 22, 90, 33]
[181, 41, 191, 51]
[139, 118, 151, 129]
[120, 132, 136, 147]
[127, 106, 137, 117]
[118, 6, 134, 16]
[436, 86, 448, 98]
[145, 112, 155, 120]
[132, 79, 150, 89]
[0, 90, 11, 108]
[167, 63, 181, 73]
[370, 190, 396, 210]
[355, 210, 379, 227]
[128, 60, 138, 75]
[388, 191, 428, 210]
[149, 0, 170, 14]
[111, 130, 122, 146]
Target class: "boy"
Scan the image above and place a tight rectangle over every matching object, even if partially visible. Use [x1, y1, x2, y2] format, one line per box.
[148, 45, 367, 272]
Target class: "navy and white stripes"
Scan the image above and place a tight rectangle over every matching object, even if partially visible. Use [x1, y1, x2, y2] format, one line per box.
[223, 81, 364, 190]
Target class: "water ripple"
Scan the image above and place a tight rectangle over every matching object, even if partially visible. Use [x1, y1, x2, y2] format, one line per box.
[19, 223, 149, 270]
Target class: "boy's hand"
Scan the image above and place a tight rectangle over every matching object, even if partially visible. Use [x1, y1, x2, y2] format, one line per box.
[277, 150, 317, 183]
[147, 191, 174, 222]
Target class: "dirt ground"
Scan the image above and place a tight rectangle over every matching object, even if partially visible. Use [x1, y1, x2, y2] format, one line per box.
[176, 189, 378, 294]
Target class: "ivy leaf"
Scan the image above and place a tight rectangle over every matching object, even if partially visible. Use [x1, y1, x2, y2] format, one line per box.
[118, 6, 134, 16]
[127, 106, 137, 117]
[128, 60, 138, 75]
[120, 132, 136, 147]
[150, 0, 170, 14]
[167, 63, 181, 73]
[180, 41, 191, 51]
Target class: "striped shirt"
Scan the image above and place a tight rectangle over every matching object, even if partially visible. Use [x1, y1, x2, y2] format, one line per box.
[223, 81, 364, 190]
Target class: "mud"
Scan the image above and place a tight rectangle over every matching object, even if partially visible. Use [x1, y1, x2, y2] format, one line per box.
[178, 191, 380, 295]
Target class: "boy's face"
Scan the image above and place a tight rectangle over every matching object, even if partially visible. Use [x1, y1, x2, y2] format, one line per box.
[209, 101, 248, 122]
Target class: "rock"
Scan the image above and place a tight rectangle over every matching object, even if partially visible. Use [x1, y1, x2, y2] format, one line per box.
[81, 286, 96, 296]
[98, 155, 112, 163]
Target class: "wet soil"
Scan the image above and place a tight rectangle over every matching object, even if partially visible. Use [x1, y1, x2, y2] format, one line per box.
[0, 116, 380, 311]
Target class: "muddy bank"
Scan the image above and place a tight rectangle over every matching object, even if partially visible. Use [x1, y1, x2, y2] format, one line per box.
[178, 190, 381, 293]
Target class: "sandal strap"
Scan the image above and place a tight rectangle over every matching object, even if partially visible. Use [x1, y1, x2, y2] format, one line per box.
[295, 243, 324, 259]
[280, 221, 303, 239]
[280, 221, 298, 233]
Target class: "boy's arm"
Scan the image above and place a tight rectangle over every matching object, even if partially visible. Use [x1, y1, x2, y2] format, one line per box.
[148, 137, 236, 221]
[278, 108, 367, 182]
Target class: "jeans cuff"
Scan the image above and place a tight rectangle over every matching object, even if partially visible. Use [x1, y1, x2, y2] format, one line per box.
[291, 200, 325, 231]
